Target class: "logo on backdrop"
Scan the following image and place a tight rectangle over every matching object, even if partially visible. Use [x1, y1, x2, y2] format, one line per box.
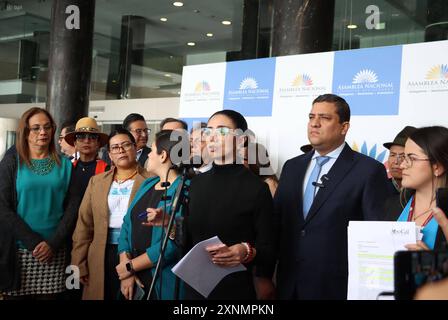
[183, 80, 220, 103]
[406, 64, 448, 93]
[332, 46, 402, 115]
[351, 141, 387, 163]
[223, 58, 275, 116]
[278, 73, 327, 98]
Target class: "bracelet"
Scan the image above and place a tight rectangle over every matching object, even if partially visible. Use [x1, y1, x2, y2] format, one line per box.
[241, 242, 254, 263]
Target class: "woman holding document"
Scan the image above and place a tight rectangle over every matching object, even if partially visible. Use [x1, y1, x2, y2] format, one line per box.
[146, 110, 276, 300]
[396, 126, 448, 250]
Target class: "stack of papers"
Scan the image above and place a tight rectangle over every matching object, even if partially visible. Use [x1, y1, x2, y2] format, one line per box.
[172, 236, 246, 297]
[347, 221, 417, 300]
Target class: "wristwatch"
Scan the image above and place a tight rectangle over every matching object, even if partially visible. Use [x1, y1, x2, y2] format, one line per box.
[125, 260, 134, 274]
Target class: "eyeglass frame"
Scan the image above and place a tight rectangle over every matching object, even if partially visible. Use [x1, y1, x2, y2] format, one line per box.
[202, 126, 235, 137]
[109, 141, 136, 154]
[29, 124, 53, 134]
[130, 128, 151, 136]
[402, 153, 431, 168]
[75, 133, 99, 141]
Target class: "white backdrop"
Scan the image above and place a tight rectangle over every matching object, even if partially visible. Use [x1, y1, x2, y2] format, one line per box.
[179, 40, 448, 174]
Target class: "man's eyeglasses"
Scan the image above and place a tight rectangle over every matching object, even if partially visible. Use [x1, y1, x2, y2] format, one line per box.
[402, 154, 431, 168]
[75, 133, 99, 141]
[202, 127, 232, 137]
[389, 153, 405, 164]
[29, 125, 53, 134]
[131, 128, 150, 136]
[109, 141, 135, 154]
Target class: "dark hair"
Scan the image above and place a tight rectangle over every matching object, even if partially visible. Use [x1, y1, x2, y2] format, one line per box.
[107, 127, 136, 150]
[123, 113, 146, 130]
[154, 130, 186, 173]
[16, 107, 60, 166]
[312, 94, 351, 123]
[209, 109, 248, 132]
[160, 117, 188, 131]
[246, 142, 278, 181]
[410, 126, 448, 185]
[400, 126, 448, 208]
[190, 122, 207, 134]
[60, 121, 75, 134]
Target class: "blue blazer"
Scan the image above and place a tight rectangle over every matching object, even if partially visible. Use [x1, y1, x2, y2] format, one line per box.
[118, 175, 188, 300]
[274, 143, 393, 300]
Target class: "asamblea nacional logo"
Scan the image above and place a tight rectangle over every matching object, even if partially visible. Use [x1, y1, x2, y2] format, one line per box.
[228, 75, 269, 99]
[239, 77, 258, 89]
[183, 80, 220, 102]
[407, 64, 448, 93]
[278, 73, 327, 98]
[352, 69, 378, 84]
[337, 68, 393, 94]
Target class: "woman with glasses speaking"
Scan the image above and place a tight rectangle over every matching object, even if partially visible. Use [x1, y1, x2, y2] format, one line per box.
[396, 126, 448, 250]
[0, 107, 79, 299]
[147, 110, 276, 300]
[71, 128, 150, 300]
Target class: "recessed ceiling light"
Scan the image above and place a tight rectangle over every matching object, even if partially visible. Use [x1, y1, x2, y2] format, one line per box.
[173, 2, 183, 7]
[164, 74, 171, 77]
[206, 33, 213, 37]
[177, 91, 181, 95]
[160, 17, 168, 22]
[221, 20, 231, 25]
[347, 24, 357, 29]
[187, 42, 196, 46]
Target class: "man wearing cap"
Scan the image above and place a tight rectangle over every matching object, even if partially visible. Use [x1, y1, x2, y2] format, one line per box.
[64, 117, 110, 201]
[383, 126, 417, 194]
[382, 126, 417, 221]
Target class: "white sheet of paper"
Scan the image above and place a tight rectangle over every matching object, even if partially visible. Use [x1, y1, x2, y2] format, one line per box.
[171, 236, 246, 298]
[347, 221, 416, 300]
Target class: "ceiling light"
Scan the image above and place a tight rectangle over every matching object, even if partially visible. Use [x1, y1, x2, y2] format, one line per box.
[160, 17, 168, 22]
[347, 24, 357, 29]
[173, 2, 183, 7]
[187, 42, 196, 46]
[164, 74, 171, 77]
[221, 20, 231, 25]
[206, 33, 213, 37]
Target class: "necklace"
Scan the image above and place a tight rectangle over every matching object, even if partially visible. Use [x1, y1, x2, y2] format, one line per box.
[114, 170, 137, 184]
[408, 197, 433, 227]
[29, 157, 55, 175]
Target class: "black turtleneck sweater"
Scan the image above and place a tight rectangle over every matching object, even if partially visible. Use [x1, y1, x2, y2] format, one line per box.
[186, 163, 276, 300]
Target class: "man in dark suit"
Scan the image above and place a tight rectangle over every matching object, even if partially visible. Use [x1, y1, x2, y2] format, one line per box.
[103, 113, 151, 168]
[274, 94, 393, 300]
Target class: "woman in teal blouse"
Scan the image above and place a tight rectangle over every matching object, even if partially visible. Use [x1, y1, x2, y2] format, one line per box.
[0, 107, 78, 299]
[117, 130, 187, 300]
[398, 126, 448, 250]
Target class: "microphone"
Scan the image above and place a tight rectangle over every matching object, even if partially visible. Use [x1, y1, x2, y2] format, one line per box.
[312, 174, 330, 188]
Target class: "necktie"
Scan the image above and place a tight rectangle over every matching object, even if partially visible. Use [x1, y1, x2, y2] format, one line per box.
[303, 156, 330, 218]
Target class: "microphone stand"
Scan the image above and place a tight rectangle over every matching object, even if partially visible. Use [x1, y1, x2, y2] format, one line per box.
[146, 166, 189, 300]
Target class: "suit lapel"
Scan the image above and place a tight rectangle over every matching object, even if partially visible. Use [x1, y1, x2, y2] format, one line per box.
[303, 144, 356, 226]
[295, 152, 313, 225]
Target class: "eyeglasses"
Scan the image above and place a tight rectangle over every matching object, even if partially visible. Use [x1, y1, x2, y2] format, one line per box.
[130, 128, 150, 136]
[109, 141, 135, 154]
[75, 133, 99, 141]
[402, 154, 431, 168]
[202, 127, 232, 137]
[29, 125, 53, 134]
[389, 153, 405, 164]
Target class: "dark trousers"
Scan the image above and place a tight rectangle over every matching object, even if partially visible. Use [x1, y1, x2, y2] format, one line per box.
[104, 244, 120, 300]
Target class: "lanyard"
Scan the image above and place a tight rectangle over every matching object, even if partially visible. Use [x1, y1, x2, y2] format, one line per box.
[407, 196, 433, 227]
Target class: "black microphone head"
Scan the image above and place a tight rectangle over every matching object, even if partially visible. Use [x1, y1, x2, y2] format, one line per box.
[312, 181, 324, 188]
